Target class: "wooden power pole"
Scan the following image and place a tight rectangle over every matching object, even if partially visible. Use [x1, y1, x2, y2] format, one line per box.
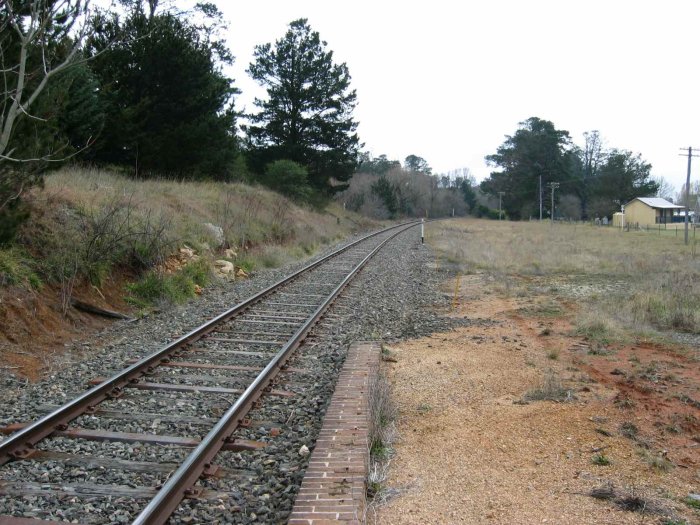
[548, 182, 559, 224]
[679, 147, 699, 245]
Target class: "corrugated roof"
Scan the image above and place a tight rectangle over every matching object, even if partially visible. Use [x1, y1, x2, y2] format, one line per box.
[628, 197, 685, 209]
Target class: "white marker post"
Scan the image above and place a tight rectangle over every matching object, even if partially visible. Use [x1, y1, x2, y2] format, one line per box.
[621, 204, 625, 231]
[421, 218, 424, 244]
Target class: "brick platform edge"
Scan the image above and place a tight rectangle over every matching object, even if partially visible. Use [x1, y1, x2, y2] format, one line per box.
[288, 341, 380, 525]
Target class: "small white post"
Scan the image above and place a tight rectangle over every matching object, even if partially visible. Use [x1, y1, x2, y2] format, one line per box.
[421, 218, 425, 244]
[621, 204, 625, 230]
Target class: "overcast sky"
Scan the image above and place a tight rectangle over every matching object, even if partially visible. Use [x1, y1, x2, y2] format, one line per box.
[217, 0, 699, 193]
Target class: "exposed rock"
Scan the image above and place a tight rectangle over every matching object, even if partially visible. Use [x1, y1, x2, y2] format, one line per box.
[213, 260, 234, 275]
[179, 246, 196, 259]
[236, 268, 249, 278]
[223, 248, 237, 259]
[202, 223, 225, 247]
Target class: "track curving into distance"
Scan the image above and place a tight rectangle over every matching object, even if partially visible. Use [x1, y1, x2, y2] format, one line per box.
[0, 220, 420, 525]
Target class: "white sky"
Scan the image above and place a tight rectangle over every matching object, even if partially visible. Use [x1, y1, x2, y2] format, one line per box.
[216, 1, 699, 192]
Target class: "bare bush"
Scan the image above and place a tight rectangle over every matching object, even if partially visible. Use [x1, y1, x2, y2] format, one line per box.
[76, 195, 171, 283]
[339, 167, 469, 219]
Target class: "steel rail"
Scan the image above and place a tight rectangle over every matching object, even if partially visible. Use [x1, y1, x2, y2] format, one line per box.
[131, 221, 419, 524]
[0, 221, 416, 465]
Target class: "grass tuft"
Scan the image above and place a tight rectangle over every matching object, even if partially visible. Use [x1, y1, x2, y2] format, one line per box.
[367, 367, 397, 501]
[682, 496, 700, 510]
[619, 422, 639, 439]
[522, 370, 573, 403]
[638, 449, 674, 472]
[592, 453, 612, 466]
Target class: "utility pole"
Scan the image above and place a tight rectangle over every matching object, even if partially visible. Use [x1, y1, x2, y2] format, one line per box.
[539, 175, 543, 221]
[548, 182, 559, 225]
[679, 147, 699, 245]
[498, 191, 505, 220]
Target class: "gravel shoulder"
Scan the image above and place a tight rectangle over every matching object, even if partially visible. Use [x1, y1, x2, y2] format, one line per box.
[375, 273, 699, 525]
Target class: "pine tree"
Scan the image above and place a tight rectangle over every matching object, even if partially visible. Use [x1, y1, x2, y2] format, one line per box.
[246, 19, 360, 194]
[87, 3, 239, 179]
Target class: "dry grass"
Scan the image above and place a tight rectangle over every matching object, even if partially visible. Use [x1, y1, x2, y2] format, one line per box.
[428, 219, 700, 337]
[1, 166, 378, 308]
[40, 167, 372, 258]
[522, 369, 573, 402]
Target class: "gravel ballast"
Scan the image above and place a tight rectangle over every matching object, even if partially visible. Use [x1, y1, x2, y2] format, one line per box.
[0, 225, 457, 523]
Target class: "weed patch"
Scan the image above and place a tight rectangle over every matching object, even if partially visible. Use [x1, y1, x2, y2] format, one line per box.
[0, 247, 41, 288]
[367, 368, 397, 500]
[522, 371, 573, 403]
[682, 496, 700, 510]
[589, 484, 663, 516]
[592, 453, 612, 466]
[126, 260, 211, 308]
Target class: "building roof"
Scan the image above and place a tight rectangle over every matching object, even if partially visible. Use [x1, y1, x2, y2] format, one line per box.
[627, 197, 685, 209]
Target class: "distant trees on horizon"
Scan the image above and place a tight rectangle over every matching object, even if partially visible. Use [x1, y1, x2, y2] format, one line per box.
[480, 118, 663, 220]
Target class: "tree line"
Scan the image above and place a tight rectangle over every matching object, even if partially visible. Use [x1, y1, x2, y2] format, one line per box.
[0, 1, 675, 245]
[480, 117, 665, 221]
[339, 154, 484, 219]
[0, 0, 360, 243]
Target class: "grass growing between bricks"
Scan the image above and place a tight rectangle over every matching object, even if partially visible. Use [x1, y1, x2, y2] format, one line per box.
[366, 366, 397, 501]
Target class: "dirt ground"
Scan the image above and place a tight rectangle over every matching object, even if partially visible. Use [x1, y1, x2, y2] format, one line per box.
[375, 273, 699, 525]
[0, 278, 131, 381]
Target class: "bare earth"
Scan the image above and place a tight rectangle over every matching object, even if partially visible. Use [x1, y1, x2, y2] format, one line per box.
[375, 273, 699, 525]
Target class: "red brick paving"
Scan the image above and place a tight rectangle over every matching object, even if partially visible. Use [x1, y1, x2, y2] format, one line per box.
[288, 341, 380, 525]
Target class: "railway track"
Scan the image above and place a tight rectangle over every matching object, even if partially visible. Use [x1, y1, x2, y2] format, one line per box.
[0, 221, 420, 524]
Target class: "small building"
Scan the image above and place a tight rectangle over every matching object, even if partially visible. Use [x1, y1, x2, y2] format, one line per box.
[623, 197, 685, 228]
[612, 212, 624, 227]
